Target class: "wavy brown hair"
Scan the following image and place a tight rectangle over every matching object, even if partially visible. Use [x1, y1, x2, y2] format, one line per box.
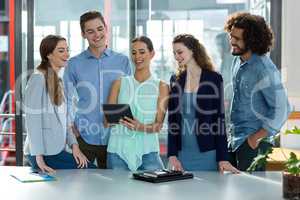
[37, 35, 65, 106]
[172, 34, 214, 77]
[224, 12, 274, 55]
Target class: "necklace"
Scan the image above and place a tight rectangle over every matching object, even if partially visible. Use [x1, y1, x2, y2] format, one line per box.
[185, 73, 200, 92]
[187, 66, 201, 79]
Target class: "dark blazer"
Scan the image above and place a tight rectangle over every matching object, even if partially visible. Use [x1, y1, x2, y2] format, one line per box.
[167, 69, 228, 162]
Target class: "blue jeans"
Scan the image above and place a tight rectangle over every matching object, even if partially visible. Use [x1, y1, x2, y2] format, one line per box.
[26, 150, 96, 170]
[108, 152, 164, 171]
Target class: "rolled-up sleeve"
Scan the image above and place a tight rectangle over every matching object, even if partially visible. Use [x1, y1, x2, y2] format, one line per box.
[260, 70, 291, 136]
[63, 60, 77, 128]
[123, 56, 132, 76]
[66, 130, 78, 147]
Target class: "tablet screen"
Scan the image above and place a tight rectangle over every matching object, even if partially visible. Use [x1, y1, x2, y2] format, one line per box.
[102, 104, 133, 124]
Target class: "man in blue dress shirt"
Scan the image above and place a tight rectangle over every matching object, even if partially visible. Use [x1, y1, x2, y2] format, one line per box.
[224, 12, 291, 171]
[63, 11, 131, 168]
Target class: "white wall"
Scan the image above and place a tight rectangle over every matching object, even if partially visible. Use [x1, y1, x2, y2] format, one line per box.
[281, 1, 300, 148]
[282, 0, 300, 111]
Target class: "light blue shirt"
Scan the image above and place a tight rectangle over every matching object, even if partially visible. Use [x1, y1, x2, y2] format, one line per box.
[229, 54, 291, 151]
[63, 48, 132, 145]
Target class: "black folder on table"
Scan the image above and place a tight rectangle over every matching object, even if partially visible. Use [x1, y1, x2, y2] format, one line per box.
[132, 170, 193, 183]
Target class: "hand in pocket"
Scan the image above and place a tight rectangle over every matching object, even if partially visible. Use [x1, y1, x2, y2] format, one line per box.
[247, 135, 259, 150]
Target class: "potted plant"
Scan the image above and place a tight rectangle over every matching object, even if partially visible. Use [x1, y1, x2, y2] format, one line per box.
[248, 143, 300, 199]
[282, 152, 300, 199]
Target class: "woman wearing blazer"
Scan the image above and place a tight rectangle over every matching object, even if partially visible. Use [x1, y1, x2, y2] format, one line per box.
[168, 34, 239, 173]
[24, 35, 95, 173]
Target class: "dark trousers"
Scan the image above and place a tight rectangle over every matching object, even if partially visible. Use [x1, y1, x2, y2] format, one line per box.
[77, 136, 107, 169]
[27, 151, 96, 170]
[228, 139, 272, 171]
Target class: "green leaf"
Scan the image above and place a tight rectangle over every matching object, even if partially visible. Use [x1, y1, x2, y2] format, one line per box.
[247, 147, 273, 173]
[248, 145, 300, 175]
[285, 126, 300, 135]
[285, 152, 300, 175]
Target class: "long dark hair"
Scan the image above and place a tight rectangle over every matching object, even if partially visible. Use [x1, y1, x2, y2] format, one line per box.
[172, 34, 214, 77]
[37, 35, 66, 106]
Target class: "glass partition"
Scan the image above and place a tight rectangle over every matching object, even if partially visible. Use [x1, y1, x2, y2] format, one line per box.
[16, 0, 276, 163]
[34, 0, 130, 66]
[136, 0, 248, 157]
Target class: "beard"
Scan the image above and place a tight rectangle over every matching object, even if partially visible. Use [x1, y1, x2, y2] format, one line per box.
[231, 45, 248, 56]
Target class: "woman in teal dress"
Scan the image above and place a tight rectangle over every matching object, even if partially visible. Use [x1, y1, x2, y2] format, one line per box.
[106, 36, 169, 171]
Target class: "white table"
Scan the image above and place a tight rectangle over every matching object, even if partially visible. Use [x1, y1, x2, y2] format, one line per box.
[0, 166, 284, 200]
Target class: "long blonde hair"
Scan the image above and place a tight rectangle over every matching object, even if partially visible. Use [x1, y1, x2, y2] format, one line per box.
[37, 35, 65, 106]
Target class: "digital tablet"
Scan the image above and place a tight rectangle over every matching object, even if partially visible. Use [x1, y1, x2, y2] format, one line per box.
[102, 104, 134, 124]
[132, 170, 194, 183]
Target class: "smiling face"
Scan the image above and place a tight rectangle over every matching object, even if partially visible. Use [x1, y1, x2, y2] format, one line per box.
[131, 41, 154, 70]
[172, 42, 194, 66]
[47, 40, 69, 69]
[229, 27, 248, 56]
[82, 18, 107, 50]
